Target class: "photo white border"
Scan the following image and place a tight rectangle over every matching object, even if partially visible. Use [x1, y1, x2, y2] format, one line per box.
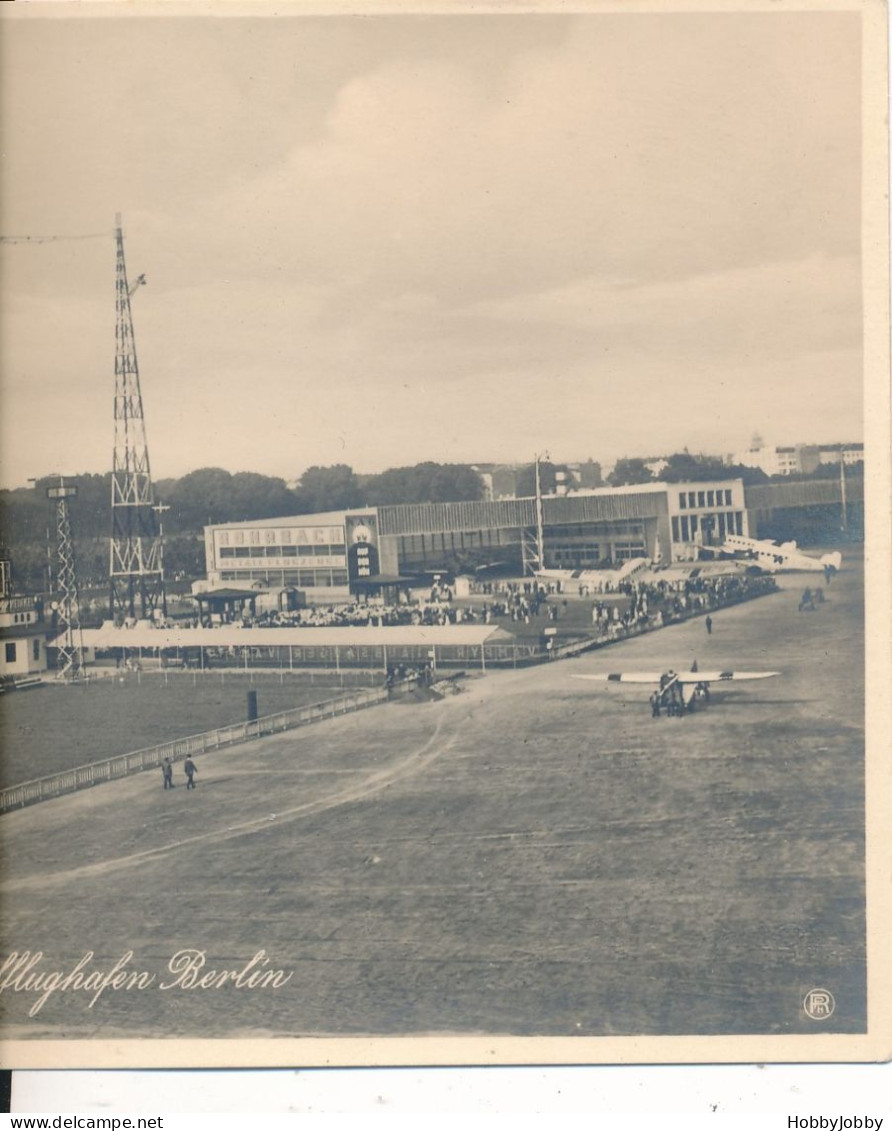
[1, 0, 889, 1073]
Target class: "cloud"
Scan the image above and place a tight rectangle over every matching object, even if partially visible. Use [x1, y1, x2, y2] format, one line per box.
[0, 11, 865, 485]
[188, 11, 860, 306]
[468, 253, 862, 364]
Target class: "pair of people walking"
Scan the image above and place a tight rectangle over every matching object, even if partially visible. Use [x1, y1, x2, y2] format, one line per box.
[161, 757, 197, 790]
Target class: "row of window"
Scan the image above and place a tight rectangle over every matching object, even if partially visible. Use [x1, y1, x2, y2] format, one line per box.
[671, 512, 743, 543]
[397, 528, 508, 553]
[547, 522, 645, 538]
[551, 538, 647, 557]
[218, 545, 347, 560]
[4, 639, 41, 663]
[679, 489, 734, 510]
[550, 538, 647, 566]
[219, 569, 350, 588]
[6, 612, 34, 624]
[552, 547, 602, 562]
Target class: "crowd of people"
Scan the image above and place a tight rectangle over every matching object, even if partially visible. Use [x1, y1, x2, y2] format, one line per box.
[589, 572, 779, 639]
[250, 599, 476, 629]
[123, 569, 777, 645]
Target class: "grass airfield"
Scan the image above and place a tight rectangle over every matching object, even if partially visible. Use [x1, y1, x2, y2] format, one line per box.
[0, 673, 374, 789]
[0, 558, 865, 1041]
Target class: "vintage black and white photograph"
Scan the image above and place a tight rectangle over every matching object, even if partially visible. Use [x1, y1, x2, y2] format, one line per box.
[0, 0, 889, 1069]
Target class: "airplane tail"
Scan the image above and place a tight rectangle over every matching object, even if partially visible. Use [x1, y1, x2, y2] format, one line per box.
[820, 551, 843, 571]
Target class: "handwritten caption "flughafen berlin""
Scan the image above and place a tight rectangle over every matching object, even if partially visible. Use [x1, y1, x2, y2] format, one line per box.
[0, 949, 293, 1016]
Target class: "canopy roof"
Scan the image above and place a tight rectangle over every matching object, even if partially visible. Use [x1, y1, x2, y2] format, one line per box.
[76, 623, 509, 650]
[192, 588, 260, 602]
[349, 574, 418, 586]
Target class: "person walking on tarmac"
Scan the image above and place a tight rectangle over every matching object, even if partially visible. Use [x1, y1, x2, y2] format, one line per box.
[184, 757, 197, 790]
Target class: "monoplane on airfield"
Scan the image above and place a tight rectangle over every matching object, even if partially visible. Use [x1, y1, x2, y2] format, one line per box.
[707, 533, 842, 574]
[572, 669, 779, 716]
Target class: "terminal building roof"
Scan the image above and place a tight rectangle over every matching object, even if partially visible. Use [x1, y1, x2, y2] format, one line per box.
[200, 477, 861, 539]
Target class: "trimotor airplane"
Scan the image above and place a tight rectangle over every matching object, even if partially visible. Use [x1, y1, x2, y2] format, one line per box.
[572, 668, 779, 715]
[707, 534, 841, 574]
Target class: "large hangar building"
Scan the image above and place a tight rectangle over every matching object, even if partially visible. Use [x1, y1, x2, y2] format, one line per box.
[197, 475, 857, 605]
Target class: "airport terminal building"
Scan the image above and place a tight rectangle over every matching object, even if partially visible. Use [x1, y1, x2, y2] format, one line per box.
[198, 475, 857, 605]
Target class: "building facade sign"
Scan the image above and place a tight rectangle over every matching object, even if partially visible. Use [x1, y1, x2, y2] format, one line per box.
[345, 514, 380, 582]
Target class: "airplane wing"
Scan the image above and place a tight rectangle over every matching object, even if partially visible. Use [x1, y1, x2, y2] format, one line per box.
[572, 671, 778, 685]
[572, 673, 671, 684]
[673, 671, 778, 684]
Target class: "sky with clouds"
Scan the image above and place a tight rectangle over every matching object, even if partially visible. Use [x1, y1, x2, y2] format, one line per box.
[0, 6, 865, 488]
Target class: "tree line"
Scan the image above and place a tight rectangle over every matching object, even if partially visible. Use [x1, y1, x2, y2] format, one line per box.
[607, 451, 863, 487]
[0, 462, 485, 592]
[0, 454, 862, 594]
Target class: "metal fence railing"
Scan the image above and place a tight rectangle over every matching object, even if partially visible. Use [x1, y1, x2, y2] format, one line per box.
[0, 685, 389, 815]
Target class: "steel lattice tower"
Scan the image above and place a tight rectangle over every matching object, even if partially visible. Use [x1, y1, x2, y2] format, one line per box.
[48, 479, 86, 680]
[109, 213, 165, 621]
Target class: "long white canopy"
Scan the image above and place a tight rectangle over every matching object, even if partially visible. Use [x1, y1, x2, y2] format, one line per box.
[75, 623, 509, 650]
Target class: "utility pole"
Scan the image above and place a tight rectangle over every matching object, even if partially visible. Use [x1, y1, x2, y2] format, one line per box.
[109, 213, 165, 621]
[27, 478, 53, 593]
[839, 446, 848, 534]
[153, 501, 171, 596]
[47, 477, 86, 680]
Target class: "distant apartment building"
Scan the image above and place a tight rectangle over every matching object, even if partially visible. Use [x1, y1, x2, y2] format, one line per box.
[732, 435, 861, 477]
[817, 443, 865, 466]
[471, 466, 495, 501]
[490, 465, 521, 500]
[474, 460, 602, 500]
[574, 460, 603, 489]
[774, 445, 820, 476]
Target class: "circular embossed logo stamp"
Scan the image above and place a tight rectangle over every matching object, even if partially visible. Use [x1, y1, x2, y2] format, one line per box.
[803, 988, 835, 1020]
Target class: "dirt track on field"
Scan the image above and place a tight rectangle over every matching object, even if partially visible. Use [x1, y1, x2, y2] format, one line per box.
[0, 555, 866, 1041]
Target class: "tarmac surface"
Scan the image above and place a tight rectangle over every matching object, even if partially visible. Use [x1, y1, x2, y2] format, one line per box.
[0, 556, 866, 1043]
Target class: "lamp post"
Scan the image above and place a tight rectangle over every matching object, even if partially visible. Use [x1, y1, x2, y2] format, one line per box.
[27, 478, 53, 594]
[839, 447, 848, 535]
[153, 502, 171, 618]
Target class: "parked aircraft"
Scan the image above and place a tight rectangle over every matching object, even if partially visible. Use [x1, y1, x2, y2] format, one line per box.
[712, 534, 841, 574]
[572, 668, 779, 715]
